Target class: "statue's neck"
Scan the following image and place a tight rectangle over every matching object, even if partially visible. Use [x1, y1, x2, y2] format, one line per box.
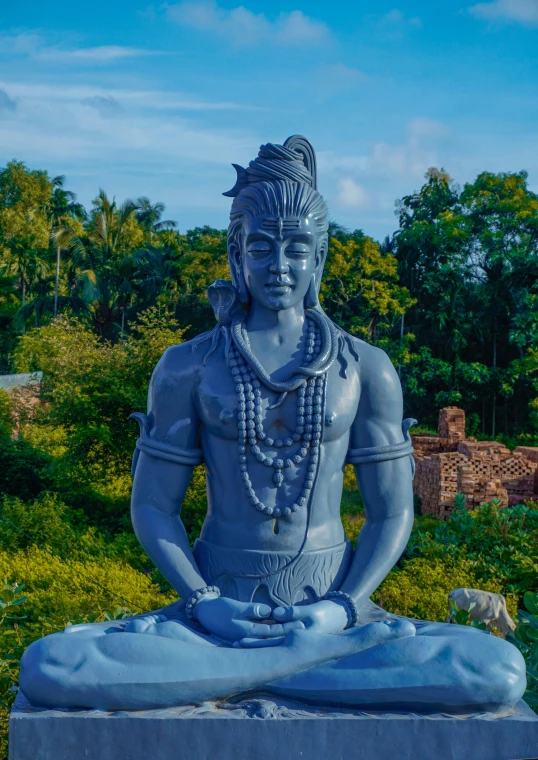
[246, 302, 305, 344]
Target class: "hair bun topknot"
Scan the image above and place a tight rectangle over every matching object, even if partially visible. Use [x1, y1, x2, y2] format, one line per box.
[223, 135, 317, 197]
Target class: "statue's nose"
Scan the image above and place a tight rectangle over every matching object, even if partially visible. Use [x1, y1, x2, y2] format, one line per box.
[269, 246, 290, 274]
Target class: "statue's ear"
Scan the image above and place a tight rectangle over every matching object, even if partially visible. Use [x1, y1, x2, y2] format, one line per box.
[229, 239, 241, 272]
[316, 233, 328, 272]
[228, 239, 249, 304]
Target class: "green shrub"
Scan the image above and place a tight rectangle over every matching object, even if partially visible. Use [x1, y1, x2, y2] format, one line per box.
[11, 311, 185, 534]
[0, 549, 174, 759]
[409, 499, 538, 599]
[373, 556, 507, 621]
[508, 591, 538, 712]
[0, 392, 12, 438]
[0, 437, 50, 502]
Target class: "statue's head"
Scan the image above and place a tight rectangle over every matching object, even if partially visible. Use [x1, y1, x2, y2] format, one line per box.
[224, 136, 328, 311]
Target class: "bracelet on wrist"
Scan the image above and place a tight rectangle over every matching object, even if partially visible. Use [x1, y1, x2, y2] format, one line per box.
[185, 585, 221, 620]
[325, 591, 359, 629]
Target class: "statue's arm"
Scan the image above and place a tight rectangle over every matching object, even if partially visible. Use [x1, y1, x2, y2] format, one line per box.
[339, 343, 414, 610]
[130, 343, 207, 598]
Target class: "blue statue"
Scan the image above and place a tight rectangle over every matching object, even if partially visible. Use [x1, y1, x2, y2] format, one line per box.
[20, 136, 526, 714]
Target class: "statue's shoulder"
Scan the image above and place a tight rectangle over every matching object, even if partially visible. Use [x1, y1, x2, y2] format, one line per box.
[339, 330, 399, 393]
[148, 332, 217, 417]
[150, 331, 218, 402]
[154, 332, 214, 378]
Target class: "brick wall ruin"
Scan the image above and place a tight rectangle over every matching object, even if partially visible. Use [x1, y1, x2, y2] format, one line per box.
[412, 407, 538, 518]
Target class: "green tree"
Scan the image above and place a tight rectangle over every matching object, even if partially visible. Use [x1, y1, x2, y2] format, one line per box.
[321, 235, 415, 353]
[394, 167, 538, 435]
[48, 176, 85, 318]
[0, 160, 52, 253]
[0, 234, 49, 331]
[55, 190, 143, 339]
[134, 197, 177, 236]
[13, 309, 185, 530]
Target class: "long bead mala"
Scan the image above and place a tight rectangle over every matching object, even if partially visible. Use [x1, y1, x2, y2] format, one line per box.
[230, 316, 327, 518]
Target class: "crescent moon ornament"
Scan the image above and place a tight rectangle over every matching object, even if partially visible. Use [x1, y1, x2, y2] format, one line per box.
[222, 164, 248, 197]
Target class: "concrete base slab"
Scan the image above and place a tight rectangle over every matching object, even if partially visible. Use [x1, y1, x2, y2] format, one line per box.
[9, 691, 538, 760]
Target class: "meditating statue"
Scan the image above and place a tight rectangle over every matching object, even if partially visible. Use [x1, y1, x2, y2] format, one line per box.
[20, 136, 525, 714]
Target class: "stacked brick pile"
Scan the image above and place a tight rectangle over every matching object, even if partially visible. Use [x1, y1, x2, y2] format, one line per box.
[438, 407, 466, 440]
[515, 447, 538, 493]
[412, 407, 538, 517]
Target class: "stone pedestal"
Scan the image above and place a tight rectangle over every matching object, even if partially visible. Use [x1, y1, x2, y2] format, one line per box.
[9, 692, 538, 760]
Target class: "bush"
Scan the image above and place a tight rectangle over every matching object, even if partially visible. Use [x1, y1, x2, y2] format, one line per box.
[0, 546, 173, 628]
[10, 311, 185, 533]
[373, 556, 508, 621]
[409, 500, 538, 598]
[0, 437, 50, 503]
[0, 392, 12, 437]
[509, 591, 538, 712]
[0, 547, 174, 759]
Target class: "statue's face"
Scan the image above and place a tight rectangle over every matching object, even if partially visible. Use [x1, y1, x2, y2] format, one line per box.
[240, 214, 321, 311]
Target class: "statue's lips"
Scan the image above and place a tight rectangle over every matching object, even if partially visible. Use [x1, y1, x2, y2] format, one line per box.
[265, 282, 293, 294]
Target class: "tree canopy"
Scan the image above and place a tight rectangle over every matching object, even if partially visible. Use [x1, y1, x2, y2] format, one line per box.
[1, 158, 538, 440]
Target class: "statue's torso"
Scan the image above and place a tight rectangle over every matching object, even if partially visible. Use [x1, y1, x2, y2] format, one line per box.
[193, 338, 360, 554]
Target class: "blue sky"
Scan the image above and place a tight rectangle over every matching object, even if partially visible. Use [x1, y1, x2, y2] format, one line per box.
[0, 0, 537, 241]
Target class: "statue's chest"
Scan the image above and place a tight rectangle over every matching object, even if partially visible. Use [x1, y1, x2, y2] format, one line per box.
[196, 361, 359, 443]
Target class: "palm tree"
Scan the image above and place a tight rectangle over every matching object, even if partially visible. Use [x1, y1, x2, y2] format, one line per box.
[55, 190, 141, 339]
[135, 196, 177, 236]
[0, 233, 49, 333]
[49, 175, 85, 317]
[133, 247, 174, 301]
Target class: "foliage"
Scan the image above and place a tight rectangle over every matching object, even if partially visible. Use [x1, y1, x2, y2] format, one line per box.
[509, 591, 538, 710]
[0, 547, 173, 758]
[0, 161, 52, 254]
[0, 158, 537, 439]
[0, 436, 51, 503]
[395, 168, 538, 432]
[0, 547, 173, 627]
[447, 597, 487, 630]
[321, 236, 414, 340]
[408, 499, 538, 598]
[373, 556, 504, 622]
[0, 392, 12, 438]
[11, 310, 184, 531]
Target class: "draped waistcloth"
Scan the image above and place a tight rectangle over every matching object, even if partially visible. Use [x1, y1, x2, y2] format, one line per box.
[193, 538, 353, 608]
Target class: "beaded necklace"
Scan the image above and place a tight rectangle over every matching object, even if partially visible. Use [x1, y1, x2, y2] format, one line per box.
[230, 313, 328, 518]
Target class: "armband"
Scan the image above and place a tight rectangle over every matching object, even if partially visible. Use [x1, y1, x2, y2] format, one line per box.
[347, 417, 416, 477]
[130, 412, 203, 476]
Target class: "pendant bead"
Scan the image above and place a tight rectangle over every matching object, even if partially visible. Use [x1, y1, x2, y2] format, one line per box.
[232, 317, 327, 520]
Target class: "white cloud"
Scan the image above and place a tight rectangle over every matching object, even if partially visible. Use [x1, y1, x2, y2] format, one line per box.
[336, 178, 371, 209]
[469, 0, 538, 25]
[317, 63, 367, 86]
[167, 1, 331, 46]
[0, 89, 16, 113]
[378, 9, 423, 31]
[43, 45, 156, 62]
[322, 118, 450, 184]
[408, 117, 452, 141]
[371, 140, 437, 178]
[0, 33, 158, 63]
[318, 117, 453, 222]
[0, 78, 257, 173]
[1, 81, 265, 112]
[82, 96, 122, 117]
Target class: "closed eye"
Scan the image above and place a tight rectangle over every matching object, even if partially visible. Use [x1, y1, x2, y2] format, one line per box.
[247, 246, 272, 257]
[286, 246, 310, 256]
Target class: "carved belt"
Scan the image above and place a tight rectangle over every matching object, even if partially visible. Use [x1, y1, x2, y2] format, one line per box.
[193, 539, 353, 608]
